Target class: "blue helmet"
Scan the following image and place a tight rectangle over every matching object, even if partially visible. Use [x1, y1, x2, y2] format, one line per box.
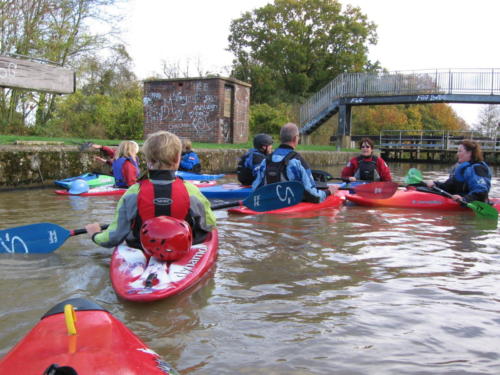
[69, 179, 89, 195]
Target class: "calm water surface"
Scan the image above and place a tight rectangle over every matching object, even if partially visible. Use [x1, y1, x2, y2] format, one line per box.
[1, 163, 500, 374]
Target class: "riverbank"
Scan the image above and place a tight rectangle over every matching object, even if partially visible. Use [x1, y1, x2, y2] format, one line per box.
[0, 145, 358, 189]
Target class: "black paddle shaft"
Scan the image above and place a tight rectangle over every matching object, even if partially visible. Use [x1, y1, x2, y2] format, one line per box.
[72, 224, 109, 236]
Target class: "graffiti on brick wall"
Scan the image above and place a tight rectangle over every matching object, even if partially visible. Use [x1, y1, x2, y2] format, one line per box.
[221, 118, 231, 143]
[143, 82, 219, 135]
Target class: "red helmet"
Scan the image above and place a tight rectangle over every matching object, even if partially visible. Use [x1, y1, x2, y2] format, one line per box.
[140, 216, 192, 262]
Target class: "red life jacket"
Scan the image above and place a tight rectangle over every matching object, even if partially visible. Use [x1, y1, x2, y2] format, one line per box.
[132, 177, 190, 239]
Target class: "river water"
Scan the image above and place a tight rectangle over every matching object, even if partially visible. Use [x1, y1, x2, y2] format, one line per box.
[0, 163, 500, 375]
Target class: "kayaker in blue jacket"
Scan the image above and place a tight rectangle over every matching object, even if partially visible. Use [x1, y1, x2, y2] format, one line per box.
[85, 131, 216, 253]
[179, 139, 201, 173]
[237, 133, 273, 186]
[425, 140, 492, 203]
[252, 122, 338, 203]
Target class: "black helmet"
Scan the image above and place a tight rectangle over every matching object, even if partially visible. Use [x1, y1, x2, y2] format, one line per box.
[253, 134, 273, 149]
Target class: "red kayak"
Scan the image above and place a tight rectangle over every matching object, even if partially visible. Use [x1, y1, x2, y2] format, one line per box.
[347, 188, 500, 211]
[110, 229, 218, 302]
[227, 194, 343, 215]
[189, 180, 217, 188]
[55, 185, 126, 196]
[0, 298, 178, 374]
[55, 180, 217, 196]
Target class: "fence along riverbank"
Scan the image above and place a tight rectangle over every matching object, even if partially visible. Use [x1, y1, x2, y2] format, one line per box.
[378, 129, 500, 164]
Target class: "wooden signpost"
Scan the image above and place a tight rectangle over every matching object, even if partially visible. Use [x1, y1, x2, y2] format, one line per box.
[0, 55, 75, 94]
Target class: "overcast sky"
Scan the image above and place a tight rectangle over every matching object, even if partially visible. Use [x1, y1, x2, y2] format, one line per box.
[123, 0, 500, 126]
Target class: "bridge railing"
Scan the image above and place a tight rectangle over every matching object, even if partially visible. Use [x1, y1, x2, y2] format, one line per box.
[300, 69, 500, 127]
[379, 129, 500, 151]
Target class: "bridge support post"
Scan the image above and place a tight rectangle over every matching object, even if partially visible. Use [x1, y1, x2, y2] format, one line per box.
[337, 104, 352, 149]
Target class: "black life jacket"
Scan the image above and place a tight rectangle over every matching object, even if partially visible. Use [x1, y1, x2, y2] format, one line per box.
[354, 155, 380, 181]
[237, 149, 266, 186]
[264, 151, 298, 184]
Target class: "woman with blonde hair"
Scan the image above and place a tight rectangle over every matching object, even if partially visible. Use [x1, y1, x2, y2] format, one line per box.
[112, 141, 140, 188]
[85, 131, 215, 250]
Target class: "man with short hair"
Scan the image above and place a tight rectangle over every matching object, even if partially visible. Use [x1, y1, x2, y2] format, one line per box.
[252, 123, 337, 203]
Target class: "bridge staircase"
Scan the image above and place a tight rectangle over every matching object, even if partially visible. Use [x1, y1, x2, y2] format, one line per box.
[299, 69, 500, 146]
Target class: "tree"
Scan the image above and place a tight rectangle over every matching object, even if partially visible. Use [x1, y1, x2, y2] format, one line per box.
[475, 104, 500, 138]
[350, 103, 468, 140]
[44, 47, 144, 139]
[77, 44, 137, 96]
[160, 56, 225, 79]
[249, 103, 291, 135]
[0, 0, 124, 130]
[228, 0, 379, 103]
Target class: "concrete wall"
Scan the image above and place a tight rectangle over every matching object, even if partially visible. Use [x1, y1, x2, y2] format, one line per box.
[0, 145, 357, 189]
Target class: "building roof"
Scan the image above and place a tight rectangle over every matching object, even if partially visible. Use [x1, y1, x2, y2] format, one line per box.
[143, 76, 251, 87]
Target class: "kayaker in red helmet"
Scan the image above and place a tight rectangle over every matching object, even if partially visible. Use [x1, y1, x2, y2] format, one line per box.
[341, 137, 392, 182]
[85, 130, 216, 249]
[140, 216, 193, 262]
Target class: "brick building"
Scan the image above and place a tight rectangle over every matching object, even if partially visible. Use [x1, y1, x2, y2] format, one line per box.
[143, 77, 251, 144]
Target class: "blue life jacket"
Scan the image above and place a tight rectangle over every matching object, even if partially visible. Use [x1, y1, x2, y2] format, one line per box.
[253, 146, 327, 203]
[447, 161, 491, 202]
[179, 151, 201, 173]
[456, 161, 491, 185]
[112, 157, 139, 188]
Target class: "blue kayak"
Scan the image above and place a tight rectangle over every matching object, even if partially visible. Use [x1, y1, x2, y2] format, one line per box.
[200, 183, 251, 199]
[201, 181, 367, 200]
[54, 173, 115, 189]
[176, 171, 225, 181]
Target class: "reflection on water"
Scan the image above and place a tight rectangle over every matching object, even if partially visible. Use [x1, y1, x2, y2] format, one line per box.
[0, 164, 500, 374]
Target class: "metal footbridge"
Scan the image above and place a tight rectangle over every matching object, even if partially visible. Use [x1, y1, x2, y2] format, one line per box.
[299, 69, 500, 145]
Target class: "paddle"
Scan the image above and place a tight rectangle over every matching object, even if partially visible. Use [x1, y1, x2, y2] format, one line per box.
[404, 168, 498, 219]
[342, 181, 399, 199]
[0, 182, 304, 254]
[311, 170, 347, 182]
[404, 168, 425, 185]
[78, 142, 94, 152]
[431, 185, 498, 219]
[211, 181, 304, 211]
[0, 224, 109, 254]
[311, 169, 399, 199]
